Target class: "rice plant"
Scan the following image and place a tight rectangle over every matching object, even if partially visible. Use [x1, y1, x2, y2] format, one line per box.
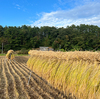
[27, 50, 100, 99]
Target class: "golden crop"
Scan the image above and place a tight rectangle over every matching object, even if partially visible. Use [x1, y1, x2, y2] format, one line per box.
[6, 50, 15, 60]
[27, 50, 100, 99]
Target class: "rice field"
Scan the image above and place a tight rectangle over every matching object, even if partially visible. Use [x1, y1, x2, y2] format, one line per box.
[27, 50, 100, 99]
[0, 56, 68, 99]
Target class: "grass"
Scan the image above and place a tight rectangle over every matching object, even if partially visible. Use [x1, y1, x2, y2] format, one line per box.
[27, 50, 100, 99]
[0, 54, 29, 56]
[0, 53, 6, 56]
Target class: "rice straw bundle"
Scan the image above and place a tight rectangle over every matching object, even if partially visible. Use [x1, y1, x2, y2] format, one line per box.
[27, 50, 100, 99]
[6, 50, 15, 60]
[28, 50, 100, 63]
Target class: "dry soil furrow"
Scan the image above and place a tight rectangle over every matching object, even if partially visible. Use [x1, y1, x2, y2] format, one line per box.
[7, 60, 30, 99]
[10, 60, 42, 99]
[0, 58, 9, 99]
[15, 58, 65, 99]
[12, 60, 54, 99]
[15, 57, 67, 99]
[4, 59, 19, 99]
[15, 56, 29, 64]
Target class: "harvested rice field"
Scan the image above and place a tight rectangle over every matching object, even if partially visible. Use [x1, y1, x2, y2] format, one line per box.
[0, 56, 71, 99]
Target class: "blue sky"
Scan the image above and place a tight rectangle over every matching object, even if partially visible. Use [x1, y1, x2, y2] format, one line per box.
[0, 0, 100, 27]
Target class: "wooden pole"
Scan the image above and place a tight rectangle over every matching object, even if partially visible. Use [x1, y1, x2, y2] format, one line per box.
[2, 43, 3, 54]
[27, 71, 32, 85]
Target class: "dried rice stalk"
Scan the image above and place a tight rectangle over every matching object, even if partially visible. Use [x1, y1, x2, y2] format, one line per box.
[6, 50, 15, 60]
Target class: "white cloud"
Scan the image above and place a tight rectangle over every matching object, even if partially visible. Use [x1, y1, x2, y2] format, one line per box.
[14, 4, 21, 10]
[16, 4, 19, 6]
[31, 1, 100, 27]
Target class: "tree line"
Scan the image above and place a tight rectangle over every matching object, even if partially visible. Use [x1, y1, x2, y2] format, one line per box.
[0, 24, 100, 52]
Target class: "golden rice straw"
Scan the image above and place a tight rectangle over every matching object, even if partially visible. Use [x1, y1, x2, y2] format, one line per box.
[27, 50, 100, 99]
[28, 50, 100, 63]
[6, 50, 15, 60]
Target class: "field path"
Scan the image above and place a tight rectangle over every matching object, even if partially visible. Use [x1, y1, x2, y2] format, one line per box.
[0, 56, 73, 99]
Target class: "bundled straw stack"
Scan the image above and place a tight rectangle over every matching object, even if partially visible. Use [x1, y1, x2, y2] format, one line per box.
[28, 50, 32, 55]
[28, 50, 100, 63]
[6, 50, 15, 60]
[27, 50, 100, 99]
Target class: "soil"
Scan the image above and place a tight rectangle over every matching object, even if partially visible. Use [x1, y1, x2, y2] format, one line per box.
[0, 56, 76, 99]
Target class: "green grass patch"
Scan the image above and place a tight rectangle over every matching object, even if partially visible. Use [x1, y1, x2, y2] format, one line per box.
[0, 53, 29, 56]
[0, 53, 6, 56]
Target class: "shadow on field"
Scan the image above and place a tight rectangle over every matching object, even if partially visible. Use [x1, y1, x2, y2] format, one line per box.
[32, 71, 77, 99]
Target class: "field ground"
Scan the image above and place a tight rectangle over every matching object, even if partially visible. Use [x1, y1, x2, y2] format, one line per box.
[0, 54, 29, 56]
[0, 56, 73, 99]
